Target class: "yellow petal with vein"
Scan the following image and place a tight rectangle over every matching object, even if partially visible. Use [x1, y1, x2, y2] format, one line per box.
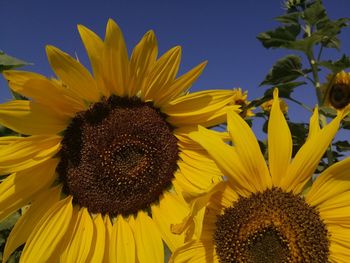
[4, 70, 85, 114]
[46, 45, 100, 102]
[280, 112, 342, 194]
[0, 100, 69, 135]
[155, 61, 207, 106]
[0, 136, 19, 148]
[268, 89, 292, 186]
[307, 106, 320, 140]
[128, 30, 158, 97]
[103, 19, 129, 96]
[228, 110, 272, 191]
[103, 216, 113, 263]
[143, 46, 181, 101]
[87, 214, 105, 263]
[171, 182, 225, 240]
[189, 126, 255, 197]
[61, 208, 94, 263]
[78, 24, 108, 96]
[151, 192, 190, 252]
[163, 90, 240, 127]
[129, 211, 163, 263]
[306, 157, 350, 207]
[110, 215, 135, 263]
[0, 135, 61, 175]
[169, 240, 218, 263]
[21, 196, 73, 262]
[0, 158, 59, 222]
[3, 186, 61, 262]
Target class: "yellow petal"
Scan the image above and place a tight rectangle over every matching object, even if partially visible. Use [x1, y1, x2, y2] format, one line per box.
[0, 135, 61, 175]
[0, 136, 19, 148]
[151, 191, 190, 252]
[109, 215, 135, 263]
[162, 90, 240, 127]
[189, 126, 256, 197]
[128, 30, 158, 97]
[3, 70, 45, 88]
[176, 160, 222, 197]
[313, 190, 350, 224]
[329, 237, 350, 262]
[61, 208, 94, 263]
[268, 89, 292, 186]
[77, 24, 109, 97]
[307, 106, 320, 140]
[327, 225, 350, 250]
[3, 186, 61, 262]
[143, 46, 181, 102]
[171, 182, 225, 240]
[103, 216, 113, 263]
[22, 78, 85, 116]
[21, 196, 73, 262]
[227, 110, 272, 191]
[128, 211, 163, 263]
[87, 214, 105, 263]
[102, 19, 129, 96]
[175, 126, 230, 150]
[155, 61, 207, 106]
[46, 45, 100, 102]
[3, 70, 85, 115]
[169, 240, 218, 263]
[0, 100, 69, 135]
[0, 158, 59, 222]
[306, 157, 350, 207]
[280, 112, 342, 194]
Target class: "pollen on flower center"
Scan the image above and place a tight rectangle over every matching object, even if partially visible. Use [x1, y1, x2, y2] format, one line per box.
[214, 187, 329, 263]
[57, 95, 179, 216]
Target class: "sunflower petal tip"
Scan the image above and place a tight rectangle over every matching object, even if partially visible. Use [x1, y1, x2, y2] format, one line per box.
[273, 88, 279, 99]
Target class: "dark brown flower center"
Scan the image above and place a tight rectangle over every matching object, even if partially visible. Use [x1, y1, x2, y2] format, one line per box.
[329, 83, 350, 109]
[57, 95, 179, 216]
[214, 187, 329, 263]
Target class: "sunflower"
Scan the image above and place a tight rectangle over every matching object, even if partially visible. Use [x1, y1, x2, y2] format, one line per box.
[323, 71, 350, 110]
[261, 97, 288, 114]
[231, 88, 254, 118]
[0, 19, 240, 262]
[170, 89, 350, 263]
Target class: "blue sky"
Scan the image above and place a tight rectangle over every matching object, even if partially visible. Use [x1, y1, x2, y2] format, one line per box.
[1, 0, 350, 136]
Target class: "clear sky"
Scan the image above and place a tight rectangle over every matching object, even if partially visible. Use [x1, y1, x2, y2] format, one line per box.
[1, 0, 350, 134]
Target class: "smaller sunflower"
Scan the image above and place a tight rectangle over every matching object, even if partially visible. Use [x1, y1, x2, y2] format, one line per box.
[261, 97, 288, 114]
[170, 89, 350, 263]
[323, 71, 350, 109]
[231, 88, 254, 118]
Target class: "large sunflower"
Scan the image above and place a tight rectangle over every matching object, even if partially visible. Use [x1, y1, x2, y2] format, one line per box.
[0, 19, 240, 262]
[170, 89, 350, 263]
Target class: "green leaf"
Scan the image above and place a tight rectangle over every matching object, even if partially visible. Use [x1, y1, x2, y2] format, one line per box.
[316, 18, 350, 50]
[319, 105, 337, 117]
[334, 140, 350, 152]
[0, 51, 31, 72]
[263, 81, 306, 98]
[275, 12, 300, 25]
[257, 24, 301, 49]
[319, 55, 350, 73]
[261, 55, 303, 86]
[303, 0, 327, 26]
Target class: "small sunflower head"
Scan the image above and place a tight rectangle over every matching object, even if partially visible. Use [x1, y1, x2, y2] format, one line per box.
[261, 98, 288, 114]
[324, 71, 350, 110]
[231, 88, 254, 118]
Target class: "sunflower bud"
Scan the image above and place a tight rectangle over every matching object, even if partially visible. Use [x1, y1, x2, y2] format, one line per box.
[324, 71, 350, 109]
